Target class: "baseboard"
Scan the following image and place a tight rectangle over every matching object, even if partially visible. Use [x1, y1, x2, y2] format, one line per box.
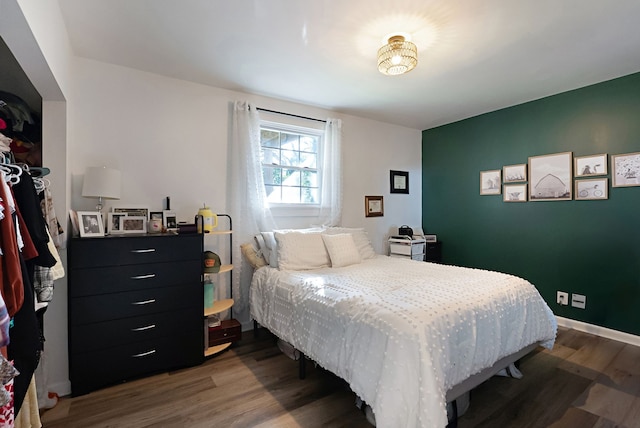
[556, 316, 640, 347]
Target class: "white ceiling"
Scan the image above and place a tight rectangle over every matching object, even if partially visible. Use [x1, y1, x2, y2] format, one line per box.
[57, 0, 640, 130]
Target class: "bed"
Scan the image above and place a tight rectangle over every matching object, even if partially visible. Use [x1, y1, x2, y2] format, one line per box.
[249, 228, 557, 428]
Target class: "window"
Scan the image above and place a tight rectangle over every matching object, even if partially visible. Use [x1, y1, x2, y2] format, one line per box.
[260, 122, 322, 205]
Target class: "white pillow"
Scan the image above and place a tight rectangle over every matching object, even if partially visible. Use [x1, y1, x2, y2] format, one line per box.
[322, 234, 361, 268]
[275, 231, 330, 270]
[260, 228, 324, 268]
[260, 232, 278, 268]
[322, 227, 376, 259]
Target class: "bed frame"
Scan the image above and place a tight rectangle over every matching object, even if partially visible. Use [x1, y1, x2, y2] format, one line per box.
[253, 320, 541, 426]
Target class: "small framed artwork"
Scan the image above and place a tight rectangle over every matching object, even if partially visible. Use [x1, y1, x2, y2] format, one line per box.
[575, 154, 607, 177]
[390, 170, 409, 194]
[69, 209, 80, 237]
[163, 211, 178, 230]
[503, 164, 527, 183]
[480, 170, 501, 195]
[78, 211, 105, 237]
[612, 152, 640, 187]
[107, 212, 128, 234]
[529, 152, 572, 201]
[113, 206, 150, 220]
[365, 196, 384, 217]
[575, 178, 608, 200]
[119, 216, 147, 234]
[150, 211, 164, 221]
[503, 184, 527, 202]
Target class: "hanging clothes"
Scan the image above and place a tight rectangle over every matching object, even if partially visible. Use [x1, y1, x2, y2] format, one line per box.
[0, 174, 24, 317]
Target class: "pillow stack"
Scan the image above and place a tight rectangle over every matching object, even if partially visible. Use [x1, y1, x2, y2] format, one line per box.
[252, 226, 377, 271]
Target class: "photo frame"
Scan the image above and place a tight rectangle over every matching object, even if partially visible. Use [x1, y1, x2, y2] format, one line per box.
[503, 184, 527, 202]
[78, 211, 105, 237]
[112, 206, 150, 220]
[503, 164, 527, 183]
[529, 152, 572, 201]
[107, 212, 128, 234]
[69, 209, 80, 237]
[390, 170, 409, 194]
[163, 211, 178, 230]
[575, 154, 607, 177]
[150, 211, 164, 220]
[612, 152, 640, 187]
[575, 178, 608, 200]
[480, 170, 501, 195]
[119, 216, 147, 234]
[365, 196, 384, 217]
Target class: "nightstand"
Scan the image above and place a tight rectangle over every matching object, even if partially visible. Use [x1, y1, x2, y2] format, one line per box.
[388, 236, 426, 261]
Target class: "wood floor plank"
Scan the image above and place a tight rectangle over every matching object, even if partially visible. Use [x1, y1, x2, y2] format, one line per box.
[41, 328, 640, 428]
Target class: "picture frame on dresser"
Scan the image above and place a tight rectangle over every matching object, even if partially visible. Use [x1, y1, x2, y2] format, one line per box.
[107, 212, 127, 234]
[119, 216, 147, 234]
[78, 211, 104, 237]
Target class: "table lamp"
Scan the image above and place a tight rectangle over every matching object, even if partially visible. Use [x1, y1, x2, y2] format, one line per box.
[82, 166, 121, 211]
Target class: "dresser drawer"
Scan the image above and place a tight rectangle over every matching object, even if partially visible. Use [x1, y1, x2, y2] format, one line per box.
[69, 331, 203, 397]
[69, 259, 201, 297]
[69, 307, 201, 354]
[70, 285, 201, 325]
[70, 234, 202, 268]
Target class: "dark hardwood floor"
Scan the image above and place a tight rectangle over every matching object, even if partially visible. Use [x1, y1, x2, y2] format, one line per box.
[41, 327, 640, 427]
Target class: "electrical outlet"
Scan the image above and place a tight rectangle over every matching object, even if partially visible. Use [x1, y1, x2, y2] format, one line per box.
[557, 291, 569, 306]
[571, 293, 586, 309]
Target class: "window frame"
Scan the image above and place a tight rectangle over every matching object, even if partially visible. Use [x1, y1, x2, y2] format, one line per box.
[260, 119, 324, 216]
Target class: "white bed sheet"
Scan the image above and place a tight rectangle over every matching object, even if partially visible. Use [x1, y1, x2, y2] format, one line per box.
[250, 256, 557, 428]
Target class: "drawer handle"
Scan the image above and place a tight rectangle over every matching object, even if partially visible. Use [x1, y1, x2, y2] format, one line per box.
[131, 299, 156, 305]
[131, 324, 156, 332]
[131, 274, 156, 280]
[131, 349, 156, 358]
[131, 248, 156, 253]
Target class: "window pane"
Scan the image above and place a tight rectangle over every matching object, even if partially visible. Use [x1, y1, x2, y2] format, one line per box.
[301, 170, 317, 187]
[280, 150, 299, 167]
[263, 166, 281, 186]
[281, 133, 299, 151]
[300, 136, 318, 153]
[282, 169, 300, 186]
[301, 188, 318, 204]
[262, 148, 280, 165]
[265, 185, 281, 203]
[261, 130, 280, 148]
[299, 152, 316, 168]
[281, 186, 301, 203]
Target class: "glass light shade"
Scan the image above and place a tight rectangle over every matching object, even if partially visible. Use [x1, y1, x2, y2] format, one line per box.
[82, 166, 121, 209]
[377, 35, 418, 76]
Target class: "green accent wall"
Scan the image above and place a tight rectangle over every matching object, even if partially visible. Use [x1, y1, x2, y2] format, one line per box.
[422, 72, 640, 336]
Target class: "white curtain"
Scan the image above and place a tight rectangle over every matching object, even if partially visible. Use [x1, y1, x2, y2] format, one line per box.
[228, 101, 276, 325]
[318, 118, 343, 226]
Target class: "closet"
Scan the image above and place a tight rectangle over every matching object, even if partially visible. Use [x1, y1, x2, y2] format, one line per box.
[1, 36, 64, 425]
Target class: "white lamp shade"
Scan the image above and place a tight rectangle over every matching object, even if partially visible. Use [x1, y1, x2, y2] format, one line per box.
[82, 167, 121, 200]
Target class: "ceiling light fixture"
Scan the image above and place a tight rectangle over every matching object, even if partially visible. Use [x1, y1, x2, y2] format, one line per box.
[377, 34, 418, 76]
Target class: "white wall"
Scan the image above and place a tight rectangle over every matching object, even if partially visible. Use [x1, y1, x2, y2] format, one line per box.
[4, 2, 422, 397]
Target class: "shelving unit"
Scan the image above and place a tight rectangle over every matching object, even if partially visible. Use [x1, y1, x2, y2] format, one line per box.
[203, 214, 241, 357]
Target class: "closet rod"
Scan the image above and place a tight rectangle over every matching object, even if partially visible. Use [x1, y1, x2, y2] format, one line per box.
[257, 107, 326, 124]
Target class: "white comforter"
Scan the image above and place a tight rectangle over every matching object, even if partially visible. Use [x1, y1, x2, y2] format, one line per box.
[250, 256, 557, 428]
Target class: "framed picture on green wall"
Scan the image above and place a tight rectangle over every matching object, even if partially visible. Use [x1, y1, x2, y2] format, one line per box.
[503, 184, 527, 202]
[575, 178, 608, 200]
[575, 154, 607, 177]
[612, 152, 640, 187]
[480, 170, 501, 195]
[503, 164, 527, 183]
[529, 152, 572, 201]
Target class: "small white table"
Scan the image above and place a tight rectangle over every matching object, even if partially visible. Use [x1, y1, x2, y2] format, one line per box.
[388, 236, 426, 261]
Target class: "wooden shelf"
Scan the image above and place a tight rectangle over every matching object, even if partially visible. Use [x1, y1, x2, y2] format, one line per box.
[204, 341, 232, 357]
[204, 298, 234, 317]
[204, 230, 233, 235]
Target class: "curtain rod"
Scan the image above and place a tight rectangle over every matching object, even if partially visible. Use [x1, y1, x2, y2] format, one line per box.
[257, 107, 326, 124]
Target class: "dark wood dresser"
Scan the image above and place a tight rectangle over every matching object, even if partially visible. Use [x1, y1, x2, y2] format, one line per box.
[68, 233, 204, 396]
